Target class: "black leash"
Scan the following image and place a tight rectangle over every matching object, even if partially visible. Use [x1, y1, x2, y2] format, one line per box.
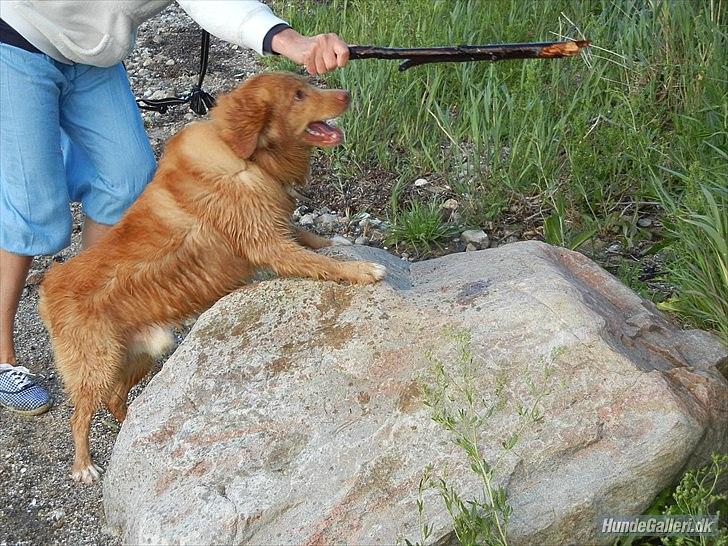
[136, 30, 216, 115]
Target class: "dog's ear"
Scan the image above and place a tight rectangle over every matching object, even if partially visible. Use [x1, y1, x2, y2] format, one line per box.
[212, 84, 271, 159]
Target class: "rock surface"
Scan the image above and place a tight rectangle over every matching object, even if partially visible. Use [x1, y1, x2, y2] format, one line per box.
[103, 242, 728, 545]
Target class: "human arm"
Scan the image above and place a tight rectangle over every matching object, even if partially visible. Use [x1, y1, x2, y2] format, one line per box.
[176, 1, 349, 74]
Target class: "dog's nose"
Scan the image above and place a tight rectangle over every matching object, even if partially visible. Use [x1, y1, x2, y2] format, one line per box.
[334, 90, 350, 105]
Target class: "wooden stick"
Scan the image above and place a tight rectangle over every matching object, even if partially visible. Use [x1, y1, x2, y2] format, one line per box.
[349, 40, 590, 71]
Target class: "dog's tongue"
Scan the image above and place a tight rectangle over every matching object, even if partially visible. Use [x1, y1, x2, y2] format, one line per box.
[304, 121, 343, 147]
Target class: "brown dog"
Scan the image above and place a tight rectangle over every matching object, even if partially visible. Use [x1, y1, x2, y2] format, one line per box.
[38, 72, 387, 483]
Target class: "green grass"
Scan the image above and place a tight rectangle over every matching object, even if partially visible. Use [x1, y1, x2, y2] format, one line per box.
[268, 0, 728, 339]
[655, 181, 728, 341]
[385, 199, 459, 255]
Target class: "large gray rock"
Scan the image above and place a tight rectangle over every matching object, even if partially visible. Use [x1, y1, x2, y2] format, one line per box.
[103, 242, 728, 545]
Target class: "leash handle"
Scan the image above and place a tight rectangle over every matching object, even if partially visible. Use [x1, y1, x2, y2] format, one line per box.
[349, 39, 590, 71]
[136, 30, 216, 115]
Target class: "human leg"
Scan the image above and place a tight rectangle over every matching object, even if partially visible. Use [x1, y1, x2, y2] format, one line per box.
[59, 62, 156, 227]
[0, 45, 73, 414]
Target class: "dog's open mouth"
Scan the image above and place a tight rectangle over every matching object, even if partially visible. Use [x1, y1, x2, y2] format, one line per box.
[303, 120, 343, 147]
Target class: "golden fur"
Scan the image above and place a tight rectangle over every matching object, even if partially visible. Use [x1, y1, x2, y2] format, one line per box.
[38, 72, 386, 483]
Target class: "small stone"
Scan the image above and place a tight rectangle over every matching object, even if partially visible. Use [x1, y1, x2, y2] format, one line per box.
[143, 58, 153, 67]
[149, 90, 169, 100]
[317, 214, 339, 226]
[637, 217, 652, 228]
[461, 229, 490, 248]
[465, 243, 477, 252]
[165, 59, 175, 66]
[358, 218, 370, 229]
[299, 214, 315, 226]
[331, 235, 352, 246]
[293, 205, 311, 220]
[25, 270, 44, 285]
[607, 243, 622, 254]
[47, 509, 65, 522]
[354, 236, 369, 245]
[441, 198, 459, 210]
[414, 178, 429, 187]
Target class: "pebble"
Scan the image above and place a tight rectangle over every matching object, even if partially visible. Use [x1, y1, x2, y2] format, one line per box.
[148, 89, 171, 100]
[165, 59, 175, 66]
[637, 217, 652, 228]
[461, 229, 490, 248]
[25, 270, 44, 286]
[299, 213, 315, 226]
[465, 243, 477, 252]
[442, 198, 459, 210]
[607, 243, 623, 254]
[317, 213, 339, 226]
[331, 235, 352, 246]
[414, 178, 429, 187]
[47, 509, 65, 522]
[354, 236, 369, 245]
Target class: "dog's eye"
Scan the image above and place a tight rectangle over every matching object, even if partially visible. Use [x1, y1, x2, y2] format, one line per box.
[294, 89, 306, 101]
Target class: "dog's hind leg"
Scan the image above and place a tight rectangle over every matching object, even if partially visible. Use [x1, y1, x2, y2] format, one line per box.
[52, 331, 123, 483]
[105, 326, 173, 422]
[66, 362, 120, 482]
[105, 354, 155, 423]
[69, 392, 104, 483]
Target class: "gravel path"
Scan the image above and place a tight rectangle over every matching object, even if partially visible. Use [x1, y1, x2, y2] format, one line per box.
[0, 7, 263, 544]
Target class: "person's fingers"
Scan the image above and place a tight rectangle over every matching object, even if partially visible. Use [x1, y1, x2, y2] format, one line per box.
[313, 47, 327, 75]
[323, 46, 338, 73]
[301, 49, 316, 75]
[296, 33, 350, 75]
[335, 41, 350, 68]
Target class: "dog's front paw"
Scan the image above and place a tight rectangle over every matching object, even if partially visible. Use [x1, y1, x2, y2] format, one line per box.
[71, 462, 102, 484]
[352, 261, 387, 284]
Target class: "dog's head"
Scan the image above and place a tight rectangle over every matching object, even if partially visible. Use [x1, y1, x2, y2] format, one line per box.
[212, 72, 350, 159]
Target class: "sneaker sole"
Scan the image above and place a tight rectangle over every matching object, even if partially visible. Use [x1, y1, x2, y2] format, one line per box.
[0, 401, 51, 416]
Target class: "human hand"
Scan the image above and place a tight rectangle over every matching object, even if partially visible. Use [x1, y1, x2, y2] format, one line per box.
[271, 28, 350, 75]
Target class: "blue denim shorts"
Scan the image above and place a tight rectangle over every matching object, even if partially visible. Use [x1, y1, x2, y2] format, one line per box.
[0, 44, 156, 256]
